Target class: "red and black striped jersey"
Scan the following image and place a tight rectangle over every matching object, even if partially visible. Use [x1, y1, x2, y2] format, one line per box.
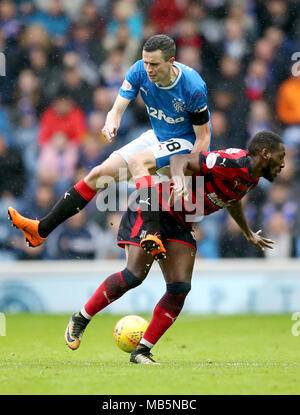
[159, 148, 259, 226]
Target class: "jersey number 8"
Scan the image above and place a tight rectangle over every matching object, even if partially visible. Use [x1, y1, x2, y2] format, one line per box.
[165, 139, 181, 152]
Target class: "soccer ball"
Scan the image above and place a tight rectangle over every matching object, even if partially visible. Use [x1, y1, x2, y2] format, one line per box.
[113, 315, 148, 353]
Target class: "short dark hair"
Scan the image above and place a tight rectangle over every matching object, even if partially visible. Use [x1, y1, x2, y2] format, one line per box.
[248, 130, 284, 156]
[143, 34, 176, 61]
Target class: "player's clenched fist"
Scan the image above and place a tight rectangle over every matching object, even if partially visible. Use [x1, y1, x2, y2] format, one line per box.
[102, 123, 118, 142]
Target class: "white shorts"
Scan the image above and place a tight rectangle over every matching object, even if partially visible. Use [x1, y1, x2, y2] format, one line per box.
[112, 129, 194, 169]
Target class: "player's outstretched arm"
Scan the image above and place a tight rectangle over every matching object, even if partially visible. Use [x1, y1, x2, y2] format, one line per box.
[192, 122, 211, 153]
[226, 200, 275, 251]
[169, 153, 201, 203]
[102, 95, 131, 142]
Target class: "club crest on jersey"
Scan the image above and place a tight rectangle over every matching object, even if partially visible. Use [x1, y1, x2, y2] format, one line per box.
[172, 98, 186, 113]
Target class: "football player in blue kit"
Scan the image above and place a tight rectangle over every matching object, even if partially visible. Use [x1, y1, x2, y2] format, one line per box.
[8, 35, 211, 258]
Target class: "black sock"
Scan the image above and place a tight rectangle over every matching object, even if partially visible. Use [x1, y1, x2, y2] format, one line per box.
[38, 187, 89, 238]
[139, 185, 160, 235]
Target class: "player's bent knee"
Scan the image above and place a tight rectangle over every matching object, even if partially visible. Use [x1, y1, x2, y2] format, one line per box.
[127, 154, 143, 175]
[122, 268, 143, 289]
[128, 151, 155, 176]
[167, 282, 191, 295]
[86, 164, 115, 190]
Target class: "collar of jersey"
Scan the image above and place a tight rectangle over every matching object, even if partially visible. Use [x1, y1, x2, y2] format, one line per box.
[155, 63, 182, 90]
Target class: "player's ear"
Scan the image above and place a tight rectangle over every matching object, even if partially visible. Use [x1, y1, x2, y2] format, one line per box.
[169, 57, 175, 65]
[261, 148, 271, 160]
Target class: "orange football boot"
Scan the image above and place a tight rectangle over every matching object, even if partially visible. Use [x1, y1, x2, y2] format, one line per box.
[140, 233, 167, 260]
[8, 206, 46, 247]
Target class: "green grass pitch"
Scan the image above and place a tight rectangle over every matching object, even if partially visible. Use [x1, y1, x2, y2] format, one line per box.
[0, 313, 299, 395]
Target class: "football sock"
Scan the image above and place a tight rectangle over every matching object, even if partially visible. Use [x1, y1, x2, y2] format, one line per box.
[140, 282, 191, 347]
[83, 268, 142, 317]
[38, 179, 97, 238]
[134, 175, 160, 235]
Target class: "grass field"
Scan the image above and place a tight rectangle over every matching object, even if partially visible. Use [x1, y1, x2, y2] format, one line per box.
[0, 313, 299, 395]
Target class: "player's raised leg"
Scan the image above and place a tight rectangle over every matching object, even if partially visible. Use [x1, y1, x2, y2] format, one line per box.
[130, 241, 195, 364]
[65, 244, 154, 350]
[128, 148, 166, 260]
[8, 153, 128, 247]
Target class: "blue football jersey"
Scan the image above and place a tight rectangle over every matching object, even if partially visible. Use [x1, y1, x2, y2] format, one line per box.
[119, 59, 209, 144]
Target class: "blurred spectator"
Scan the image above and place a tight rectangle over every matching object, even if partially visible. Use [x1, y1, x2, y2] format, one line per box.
[100, 47, 128, 94]
[193, 214, 220, 258]
[209, 110, 230, 151]
[64, 21, 105, 66]
[177, 46, 201, 72]
[103, 23, 141, 68]
[20, 24, 52, 54]
[0, 0, 21, 40]
[37, 131, 79, 189]
[175, 17, 202, 49]
[263, 26, 296, 88]
[262, 182, 297, 226]
[27, 182, 56, 220]
[107, 0, 143, 39]
[0, 133, 26, 198]
[212, 85, 249, 148]
[218, 54, 244, 93]
[219, 213, 263, 258]
[28, 47, 62, 102]
[277, 73, 300, 126]
[78, 111, 113, 170]
[223, 18, 249, 61]
[54, 209, 102, 260]
[247, 100, 275, 138]
[97, 212, 125, 259]
[92, 85, 114, 113]
[38, 93, 86, 146]
[29, 0, 70, 47]
[255, 0, 298, 37]
[12, 69, 46, 118]
[245, 59, 269, 101]
[227, 0, 257, 36]
[62, 51, 100, 87]
[0, 192, 19, 260]
[264, 212, 293, 258]
[91, 85, 135, 142]
[79, 1, 106, 39]
[59, 66, 93, 111]
[14, 113, 38, 179]
[149, 0, 189, 34]
[0, 100, 13, 146]
[79, 134, 108, 171]
[261, 181, 297, 258]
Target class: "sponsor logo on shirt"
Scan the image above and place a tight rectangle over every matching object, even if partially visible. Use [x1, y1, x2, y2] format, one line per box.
[207, 192, 229, 208]
[145, 105, 184, 124]
[206, 153, 220, 169]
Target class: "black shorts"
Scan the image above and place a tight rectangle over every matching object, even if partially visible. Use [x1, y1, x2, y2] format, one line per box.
[117, 209, 197, 251]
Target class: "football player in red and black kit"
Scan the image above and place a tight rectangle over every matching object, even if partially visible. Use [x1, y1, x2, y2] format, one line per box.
[65, 131, 285, 365]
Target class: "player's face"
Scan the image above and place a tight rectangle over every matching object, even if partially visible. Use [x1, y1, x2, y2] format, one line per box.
[262, 144, 286, 182]
[142, 50, 174, 85]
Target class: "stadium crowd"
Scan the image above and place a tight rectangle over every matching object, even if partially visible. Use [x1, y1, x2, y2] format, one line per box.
[0, 0, 299, 261]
